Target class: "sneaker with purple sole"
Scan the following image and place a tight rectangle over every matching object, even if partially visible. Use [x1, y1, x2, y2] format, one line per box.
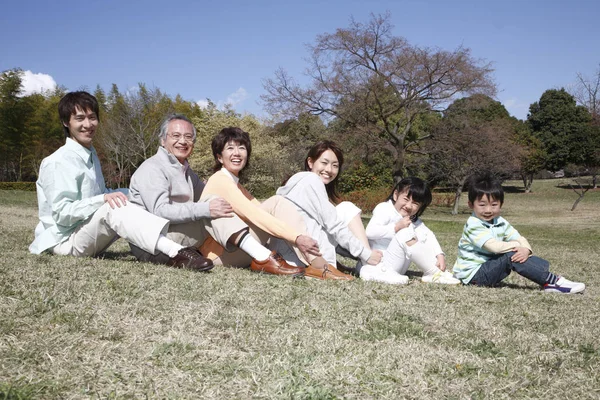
[543, 276, 585, 294]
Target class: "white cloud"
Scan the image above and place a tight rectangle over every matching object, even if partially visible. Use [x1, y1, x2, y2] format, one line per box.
[196, 87, 249, 110]
[225, 87, 248, 107]
[196, 99, 210, 109]
[20, 70, 57, 96]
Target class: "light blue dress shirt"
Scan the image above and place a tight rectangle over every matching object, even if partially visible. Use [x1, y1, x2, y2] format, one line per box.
[29, 138, 127, 254]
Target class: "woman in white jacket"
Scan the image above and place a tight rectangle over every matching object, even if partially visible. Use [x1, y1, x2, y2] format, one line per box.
[361, 177, 460, 285]
[276, 141, 382, 276]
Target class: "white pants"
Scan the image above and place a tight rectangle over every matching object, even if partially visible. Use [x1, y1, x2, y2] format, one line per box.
[382, 229, 440, 276]
[53, 202, 169, 257]
[130, 195, 249, 264]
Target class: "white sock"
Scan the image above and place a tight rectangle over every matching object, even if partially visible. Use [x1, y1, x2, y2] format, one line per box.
[155, 235, 183, 258]
[238, 234, 271, 261]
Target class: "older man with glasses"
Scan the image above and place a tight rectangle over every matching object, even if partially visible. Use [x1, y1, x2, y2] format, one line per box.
[128, 114, 290, 274]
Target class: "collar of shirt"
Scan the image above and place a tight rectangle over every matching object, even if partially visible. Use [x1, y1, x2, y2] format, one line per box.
[220, 167, 239, 184]
[387, 199, 402, 218]
[472, 213, 505, 228]
[181, 160, 190, 175]
[65, 137, 94, 164]
[158, 146, 188, 174]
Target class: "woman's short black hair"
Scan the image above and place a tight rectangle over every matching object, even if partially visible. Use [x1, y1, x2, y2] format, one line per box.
[211, 127, 252, 172]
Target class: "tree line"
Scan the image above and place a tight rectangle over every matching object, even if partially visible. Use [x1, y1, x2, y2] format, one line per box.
[1, 14, 599, 210]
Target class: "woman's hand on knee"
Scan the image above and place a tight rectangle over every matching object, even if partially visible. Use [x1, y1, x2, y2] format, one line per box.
[295, 235, 321, 257]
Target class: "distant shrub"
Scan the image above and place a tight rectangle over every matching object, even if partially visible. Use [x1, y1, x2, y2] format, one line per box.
[431, 192, 455, 208]
[0, 182, 36, 191]
[341, 187, 390, 212]
[339, 163, 393, 193]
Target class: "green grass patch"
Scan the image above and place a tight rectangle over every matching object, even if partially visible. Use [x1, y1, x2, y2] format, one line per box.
[1, 180, 600, 398]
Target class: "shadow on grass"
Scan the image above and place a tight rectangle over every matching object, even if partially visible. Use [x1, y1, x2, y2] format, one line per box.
[503, 185, 526, 194]
[405, 270, 540, 291]
[97, 250, 137, 261]
[555, 183, 597, 190]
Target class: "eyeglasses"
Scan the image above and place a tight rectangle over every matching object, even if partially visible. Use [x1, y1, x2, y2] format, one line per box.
[168, 133, 195, 143]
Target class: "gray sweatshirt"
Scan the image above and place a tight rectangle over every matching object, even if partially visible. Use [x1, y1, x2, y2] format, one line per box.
[129, 146, 210, 223]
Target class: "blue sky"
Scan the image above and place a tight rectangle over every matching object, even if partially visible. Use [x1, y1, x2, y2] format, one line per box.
[1, 0, 598, 121]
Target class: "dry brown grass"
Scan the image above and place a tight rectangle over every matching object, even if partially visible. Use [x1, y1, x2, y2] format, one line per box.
[1, 181, 599, 399]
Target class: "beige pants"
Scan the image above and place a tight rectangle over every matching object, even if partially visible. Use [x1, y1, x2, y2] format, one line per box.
[53, 202, 169, 257]
[212, 195, 309, 267]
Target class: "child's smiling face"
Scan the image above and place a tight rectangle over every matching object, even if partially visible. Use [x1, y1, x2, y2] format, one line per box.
[392, 189, 421, 218]
[469, 194, 502, 222]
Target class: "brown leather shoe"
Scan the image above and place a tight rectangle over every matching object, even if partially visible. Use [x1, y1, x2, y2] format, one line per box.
[306, 262, 354, 281]
[168, 246, 214, 272]
[250, 251, 305, 277]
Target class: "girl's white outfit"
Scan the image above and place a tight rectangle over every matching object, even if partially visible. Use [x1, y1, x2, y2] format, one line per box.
[276, 172, 372, 266]
[365, 200, 447, 279]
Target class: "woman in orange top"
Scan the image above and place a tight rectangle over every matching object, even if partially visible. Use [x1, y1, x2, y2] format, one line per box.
[200, 127, 351, 280]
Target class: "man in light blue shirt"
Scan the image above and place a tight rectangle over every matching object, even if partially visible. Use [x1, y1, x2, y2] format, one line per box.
[29, 91, 212, 271]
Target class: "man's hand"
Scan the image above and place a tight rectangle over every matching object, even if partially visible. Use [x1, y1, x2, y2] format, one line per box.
[511, 247, 531, 263]
[209, 197, 234, 218]
[394, 217, 412, 232]
[436, 254, 447, 271]
[104, 192, 128, 209]
[295, 234, 321, 259]
[366, 249, 383, 265]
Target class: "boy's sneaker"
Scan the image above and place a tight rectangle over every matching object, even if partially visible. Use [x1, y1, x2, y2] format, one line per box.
[359, 263, 409, 285]
[421, 270, 461, 285]
[543, 276, 585, 294]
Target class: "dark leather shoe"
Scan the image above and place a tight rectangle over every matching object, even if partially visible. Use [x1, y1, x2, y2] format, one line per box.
[306, 261, 354, 281]
[168, 246, 214, 272]
[336, 260, 358, 277]
[250, 251, 305, 277]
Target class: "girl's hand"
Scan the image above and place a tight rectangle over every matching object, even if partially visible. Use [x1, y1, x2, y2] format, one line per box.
[394, 217, 411, 232]
[366, 249, 383, 265]
[436, 254, 446, 271]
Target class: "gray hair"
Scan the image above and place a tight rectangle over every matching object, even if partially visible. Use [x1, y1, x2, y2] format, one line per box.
[158, 113, 197, 142]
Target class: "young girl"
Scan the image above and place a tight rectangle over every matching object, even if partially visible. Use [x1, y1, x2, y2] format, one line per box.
[276, 141, 382, 278]
[360, 177, 460, 285]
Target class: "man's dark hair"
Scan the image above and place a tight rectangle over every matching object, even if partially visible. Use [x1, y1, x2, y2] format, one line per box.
[211, 127, 252, 172]
[58, 91, 100, 138]
[467, 172, 505, 205]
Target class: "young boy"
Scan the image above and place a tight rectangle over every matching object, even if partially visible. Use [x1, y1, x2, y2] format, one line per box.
[453, 172, 585, 293]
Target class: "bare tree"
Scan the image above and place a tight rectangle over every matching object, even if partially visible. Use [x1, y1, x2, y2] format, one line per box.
[262, 13, 496, 180]
[96, 84, 174, 187]
[429, 123, 521, 214]
[427, 95, 522, 214]
[571, 64, 600, 125]
[569, 179, 591, 211]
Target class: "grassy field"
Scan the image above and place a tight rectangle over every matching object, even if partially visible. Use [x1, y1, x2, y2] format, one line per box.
[1, 179, 599, 399]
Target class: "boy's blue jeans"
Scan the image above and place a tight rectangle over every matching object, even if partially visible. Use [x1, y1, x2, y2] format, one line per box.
[470, 252, 550, 287]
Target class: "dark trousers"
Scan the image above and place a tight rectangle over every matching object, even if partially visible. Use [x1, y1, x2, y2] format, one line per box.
[470, 252, 550, 287]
